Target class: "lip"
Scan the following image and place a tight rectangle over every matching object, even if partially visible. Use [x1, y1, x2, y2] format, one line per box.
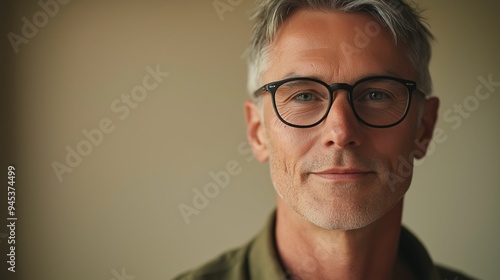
[310, 168, 374, 181]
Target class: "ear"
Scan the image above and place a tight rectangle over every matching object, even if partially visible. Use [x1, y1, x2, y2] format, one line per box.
[414, 97, 439, 159]
[244, 100, 269, 162]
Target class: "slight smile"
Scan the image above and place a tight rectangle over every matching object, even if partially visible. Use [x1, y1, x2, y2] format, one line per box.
[310, 168, 375, 181]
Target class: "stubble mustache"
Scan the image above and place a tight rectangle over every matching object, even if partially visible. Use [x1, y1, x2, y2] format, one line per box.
[303, 149, 386, 175]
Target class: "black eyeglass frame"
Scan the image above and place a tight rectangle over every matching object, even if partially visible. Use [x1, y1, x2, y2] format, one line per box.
[253, 75, 423, 128]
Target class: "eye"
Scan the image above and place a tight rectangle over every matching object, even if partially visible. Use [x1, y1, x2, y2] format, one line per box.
[294, 92, 316, 102]
[368, 91, 386, 100]
[355, 90, 395, 103]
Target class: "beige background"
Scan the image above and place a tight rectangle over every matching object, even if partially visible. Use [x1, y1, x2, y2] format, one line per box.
[1, 0, 499, 279]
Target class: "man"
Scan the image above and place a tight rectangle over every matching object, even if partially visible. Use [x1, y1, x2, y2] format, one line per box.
[176, 0, 474, 279]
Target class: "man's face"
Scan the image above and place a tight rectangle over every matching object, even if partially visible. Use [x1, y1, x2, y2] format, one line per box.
[245, 10, 438, 230]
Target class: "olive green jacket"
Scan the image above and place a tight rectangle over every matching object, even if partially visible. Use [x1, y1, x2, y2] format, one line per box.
[174, 212, 474, 280]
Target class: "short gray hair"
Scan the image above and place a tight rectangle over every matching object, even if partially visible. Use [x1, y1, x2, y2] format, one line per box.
[245, 0, 434, 97]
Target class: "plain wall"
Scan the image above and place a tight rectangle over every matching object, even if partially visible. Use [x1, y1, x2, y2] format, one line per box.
[1, 0, 499, 279]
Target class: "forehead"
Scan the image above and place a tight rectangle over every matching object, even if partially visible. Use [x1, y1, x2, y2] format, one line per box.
[264, 9, 415, 83]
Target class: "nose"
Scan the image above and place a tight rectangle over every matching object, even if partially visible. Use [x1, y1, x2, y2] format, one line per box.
[320, 90, 362, 148]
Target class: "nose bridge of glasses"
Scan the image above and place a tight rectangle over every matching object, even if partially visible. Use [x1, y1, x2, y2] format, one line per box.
[324, 82, 356, 121]
[328, 83, 354, 99]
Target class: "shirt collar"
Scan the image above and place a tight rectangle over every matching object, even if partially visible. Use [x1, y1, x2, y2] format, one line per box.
[248, 211, 285, 279]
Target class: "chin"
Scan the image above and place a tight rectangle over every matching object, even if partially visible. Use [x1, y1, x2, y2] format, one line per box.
[299, 206, 380, 230]
[275, 177, 408, 230]
[294, 194, 403, 231]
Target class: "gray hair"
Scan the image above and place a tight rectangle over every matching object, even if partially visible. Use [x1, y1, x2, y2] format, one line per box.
[245, 0, 434, 98]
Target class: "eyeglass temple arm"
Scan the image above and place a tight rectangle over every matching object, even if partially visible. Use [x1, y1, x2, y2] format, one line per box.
[252, 85, 267, 98]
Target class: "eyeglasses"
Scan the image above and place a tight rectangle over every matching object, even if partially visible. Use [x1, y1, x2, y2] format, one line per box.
[254, 76, 423, 128]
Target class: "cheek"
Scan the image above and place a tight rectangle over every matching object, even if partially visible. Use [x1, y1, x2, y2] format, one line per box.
[264, 110, 318, 182]
[267, 124, 308, 173]
[369, 125, 418, 172]
[265, 108, 293, 175]
[264, 100, 315, 158]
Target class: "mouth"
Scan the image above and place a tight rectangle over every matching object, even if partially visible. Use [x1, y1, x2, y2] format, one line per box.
[310, 168, 374, 181]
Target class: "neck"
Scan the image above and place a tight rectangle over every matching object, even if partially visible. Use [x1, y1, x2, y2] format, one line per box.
[276, 198, 408, 280]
